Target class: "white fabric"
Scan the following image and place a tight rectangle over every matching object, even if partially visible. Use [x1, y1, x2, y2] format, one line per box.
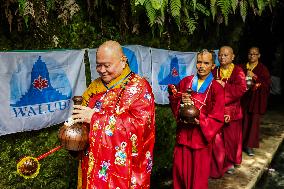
[0, 50, 86, 136]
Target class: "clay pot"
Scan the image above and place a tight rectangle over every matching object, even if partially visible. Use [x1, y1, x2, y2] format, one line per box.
[179, 104, 200, 123]
[58, 96, 89, 151]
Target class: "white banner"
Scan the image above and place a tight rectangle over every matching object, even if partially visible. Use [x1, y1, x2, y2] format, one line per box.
[88, 45, 152, 83]
[0, 50, 86, 136]
[151, 48, 197, 104]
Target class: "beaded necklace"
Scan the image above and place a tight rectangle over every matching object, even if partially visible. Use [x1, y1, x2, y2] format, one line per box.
[246, 62, 258, 71]
[219, 63, 234, 80]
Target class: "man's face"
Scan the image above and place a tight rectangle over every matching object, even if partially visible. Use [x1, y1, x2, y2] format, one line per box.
[96, 49, 126, 84]
[218, 47, 234, 66]
[196, 52, 215, 79]
[248, 48, 260, 63]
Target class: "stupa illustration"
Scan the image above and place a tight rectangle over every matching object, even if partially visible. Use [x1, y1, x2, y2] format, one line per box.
[159, 56, 181, 85]
[11, 56, 71, 107]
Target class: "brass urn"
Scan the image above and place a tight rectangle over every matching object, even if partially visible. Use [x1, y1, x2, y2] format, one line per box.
[58, 96, 89, 151]
[179, 88, 200, 124]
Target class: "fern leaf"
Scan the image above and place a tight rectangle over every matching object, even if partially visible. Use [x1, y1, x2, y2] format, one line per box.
[231, 0, 238, 14]
[151, 0, 163, 10]
[170, 0, 181, 17]
[210, 3, 217, 20]
[135, 0, 146, 6]
[256, 0, 265, 15]
[239, 0, 248, 22]
[217, 0, 231, 25]
[184, 18, 197, 34]
[145, 0, 157, 26]
[210, 0, 217, 7]
[196, 2, 210, 16]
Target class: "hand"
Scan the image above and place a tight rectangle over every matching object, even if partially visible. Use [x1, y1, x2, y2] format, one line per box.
[72, 105, 95, 124]
[194, 118, 200, 125]
[216, 80, 225, 87]
[181, 93, 192, 104]
[224, 115, 230, 123]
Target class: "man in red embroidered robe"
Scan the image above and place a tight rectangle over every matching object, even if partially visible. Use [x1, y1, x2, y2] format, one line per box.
[169, 49, 224, 189]
[212, 46, 247, 176]
[241, 47, 271, 156]
[72, 40, 155, 189]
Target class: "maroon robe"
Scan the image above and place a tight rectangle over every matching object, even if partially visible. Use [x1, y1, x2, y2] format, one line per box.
[169, 75, 224, 189]
[240, 62, 271, 148]
[211, 65, 247, 177]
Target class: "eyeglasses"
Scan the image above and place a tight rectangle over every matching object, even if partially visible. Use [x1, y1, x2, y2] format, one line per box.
[248, 53, 259, 56]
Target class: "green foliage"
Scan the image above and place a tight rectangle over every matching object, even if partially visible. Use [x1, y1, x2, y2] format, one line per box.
[240, 0, 248, 22]
[0, 125, 78, 189]
[217, 0, 231, 25]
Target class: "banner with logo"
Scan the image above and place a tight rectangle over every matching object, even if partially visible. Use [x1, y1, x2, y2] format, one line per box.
[88, 45, 152, 83]
[151, 48, 197, 104]
[0, 50, 86, 136]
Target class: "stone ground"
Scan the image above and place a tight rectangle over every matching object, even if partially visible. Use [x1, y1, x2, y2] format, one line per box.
[209, 97, 284, 189]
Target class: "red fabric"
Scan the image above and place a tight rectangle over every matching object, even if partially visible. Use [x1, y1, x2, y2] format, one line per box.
[173, 144, 212, 189]
[240, 63, 271, 114]
[80, 75, 155, 189]
[223, 120, 243, 167]
[240, 62, 271, 148]
[242, 113, 261, 148]
[169, 75, 224, 189]
[211, 66, 246, 175]
[210, 131, 225, 178]
[212, 65, 247, 120]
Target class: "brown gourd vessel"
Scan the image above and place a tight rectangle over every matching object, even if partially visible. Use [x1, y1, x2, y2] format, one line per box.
[58, 96, 89, 151]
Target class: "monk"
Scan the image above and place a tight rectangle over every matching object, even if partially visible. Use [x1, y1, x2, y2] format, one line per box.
[241, 47, 271, 156]
[72, 40, 156, 189]
[212, 46, 247, 176]
[169, 49, 224, 189]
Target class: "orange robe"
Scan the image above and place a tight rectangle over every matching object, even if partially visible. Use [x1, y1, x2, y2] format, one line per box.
[78, 66, 155, 189]
[169, 74, 224, 189]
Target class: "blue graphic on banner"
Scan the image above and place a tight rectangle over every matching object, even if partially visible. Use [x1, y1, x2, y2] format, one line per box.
[122, 47, 138, 74]
[10, 56, 72, 117]
[158, 56, 188, 91]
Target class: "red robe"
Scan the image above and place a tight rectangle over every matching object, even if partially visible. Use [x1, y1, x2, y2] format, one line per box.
[78, 66, 155, 189]
[240, 62, 271, 148]
[212, 65, 247, 177]
[169, 75, 224, 189]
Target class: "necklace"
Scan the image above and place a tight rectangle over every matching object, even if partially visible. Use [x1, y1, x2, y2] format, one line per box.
[246, 62, 258, 71]
[220, 63, 234, 79]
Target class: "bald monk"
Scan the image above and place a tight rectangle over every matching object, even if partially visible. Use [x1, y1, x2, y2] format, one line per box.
[241, 47, 271, 156]
[72, 40, 156, 189]
[212, 46, 247, 176]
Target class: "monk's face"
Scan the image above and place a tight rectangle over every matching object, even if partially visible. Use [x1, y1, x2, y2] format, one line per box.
[218, 47, 234, 66]
[248, 48, 260, 63]
[96, 47, 126, 84]
[196, 52, 215, 80]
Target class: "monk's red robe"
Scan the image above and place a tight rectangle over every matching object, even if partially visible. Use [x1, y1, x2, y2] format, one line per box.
[240, 62, 271, 148]
[169, 75, 224, 189]
[212, 65, 247, 176]
[78, 66, 155, 189]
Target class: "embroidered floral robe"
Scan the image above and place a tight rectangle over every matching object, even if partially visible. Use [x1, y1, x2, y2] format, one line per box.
[78, 66, 155, 189]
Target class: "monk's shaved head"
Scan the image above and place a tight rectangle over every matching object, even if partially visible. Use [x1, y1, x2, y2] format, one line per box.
[96, 40, 127, 83]
[220, 46, 234, 54]
[97, 40, 124, 60]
